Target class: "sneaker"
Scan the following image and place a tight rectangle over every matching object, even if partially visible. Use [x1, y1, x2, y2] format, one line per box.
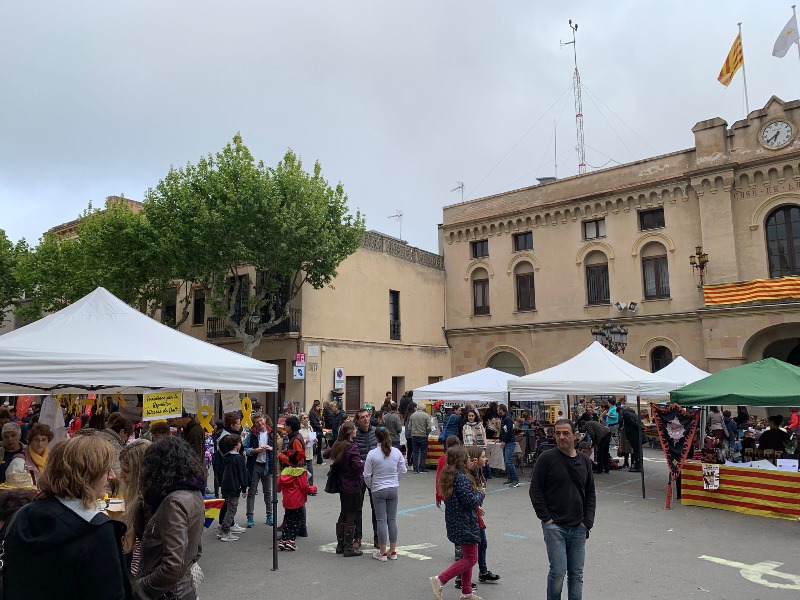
[278, 540, 286, 551]
[478, 571, 500, 583]
[372, 550, 388, 562]
[429, 576, 443, 600]
[230, 524, 246, 533]
[266, 515, 274, 525]
[459, 595, 483, 600]
[284, 540, 297, 551]
[219, 533, 239, 542]
[455, 579, 478, 591]
[509, 481, 520, 488]
[246, 517, 255, 528]
[388, 551, 398, 560]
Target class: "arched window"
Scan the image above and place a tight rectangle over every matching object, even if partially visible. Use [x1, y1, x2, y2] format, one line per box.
[471, 267, 490, 315]
[766, 205, 800, 278]
[585, 250, 610, 305]
[488, 351, 526, 376]
[641, 242, 670, 299]
[514, 261, 535, 311]
[651, 346, 673, 372]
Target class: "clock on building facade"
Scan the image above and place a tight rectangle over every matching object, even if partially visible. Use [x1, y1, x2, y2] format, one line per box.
[760, 119, 795, 149]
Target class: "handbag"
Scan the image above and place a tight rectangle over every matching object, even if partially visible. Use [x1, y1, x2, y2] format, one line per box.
[324, 462, 340, 494]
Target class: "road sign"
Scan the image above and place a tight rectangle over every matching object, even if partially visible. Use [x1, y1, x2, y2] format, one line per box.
[295, 353, 306, 367]
[293, 366, 305, 380]
[334, 366, 344, 388]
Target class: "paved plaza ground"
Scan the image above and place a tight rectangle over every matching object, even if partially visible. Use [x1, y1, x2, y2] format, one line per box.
[199, 448, 799, 600]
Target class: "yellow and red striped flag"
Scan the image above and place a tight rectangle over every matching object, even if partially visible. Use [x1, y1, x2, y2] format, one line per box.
[718, 33, 744, 87]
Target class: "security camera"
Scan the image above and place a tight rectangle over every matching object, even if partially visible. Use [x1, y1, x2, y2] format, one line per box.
[614, 301, 627, 311]
[628, 302, 638, 313]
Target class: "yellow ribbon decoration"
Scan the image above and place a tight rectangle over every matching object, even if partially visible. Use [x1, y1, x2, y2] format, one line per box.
[149, 418, 167, 425]
[198, 405, 214, 433]
[241, 397, 253, 429]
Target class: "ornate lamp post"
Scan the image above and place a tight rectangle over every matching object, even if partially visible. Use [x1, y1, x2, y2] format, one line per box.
[590, 322, 628, 354]
[689, 245, 709, 286]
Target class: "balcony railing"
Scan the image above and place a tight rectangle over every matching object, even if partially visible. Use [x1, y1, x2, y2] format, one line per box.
[206, 309, 301, 339]
[390, 319, 401, 340]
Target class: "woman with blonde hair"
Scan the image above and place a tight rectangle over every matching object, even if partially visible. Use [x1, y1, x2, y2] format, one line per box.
[430, 445, 484, 600]
[119, 439, 151, 576]
[4, 435, 131, 599]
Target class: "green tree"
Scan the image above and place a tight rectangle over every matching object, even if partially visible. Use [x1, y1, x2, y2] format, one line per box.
[0, 229, 23, 323]
[143, 133, 365, 356]
[15, 201, 183, 324]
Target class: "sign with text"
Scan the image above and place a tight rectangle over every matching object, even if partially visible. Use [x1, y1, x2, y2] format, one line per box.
[221, 391, 241, 414]
[295, 353, 306, 367]
[142, 391, 183, 421]
[334, 366, 345, 389]
[182, 390, 198, 414]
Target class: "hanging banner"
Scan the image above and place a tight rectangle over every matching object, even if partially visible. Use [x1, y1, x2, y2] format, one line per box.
[653, 402, 700, 508]
[142, 391, 183, 421]
[183, 390, 199, 415]
[221, 391, 241, 414]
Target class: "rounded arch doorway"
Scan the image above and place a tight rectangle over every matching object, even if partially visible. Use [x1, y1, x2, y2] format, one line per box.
[487, 351, 526, 376]
[763, 338, 800, 367]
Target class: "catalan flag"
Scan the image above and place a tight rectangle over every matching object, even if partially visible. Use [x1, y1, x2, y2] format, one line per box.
[203, 497, 225, 528]
[718, 33, 744, 87]
[703, 276, 800, 306]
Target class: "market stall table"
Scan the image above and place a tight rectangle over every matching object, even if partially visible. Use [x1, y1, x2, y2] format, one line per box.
[681, 460, 800, 520]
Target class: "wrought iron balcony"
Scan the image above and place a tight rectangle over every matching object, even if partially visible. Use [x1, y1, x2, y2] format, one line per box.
[390, 319, 401, 340]
[206, 308, 301, 339]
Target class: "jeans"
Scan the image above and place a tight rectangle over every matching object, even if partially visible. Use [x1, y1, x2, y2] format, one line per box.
[541, 522, 587, 600]
[503, 442, 518, 481]
[221, 494, 240, 534]
[406, 436, 414, 463]
[437, 542, 478, 595]
[372, 486, 399, 546]
[478, 528, 488, 574]
[314, 430, 324, 463]
[306, 459, 314, 486]
[246, 462, 272, 519]
[412, 436, 428, 473]
[355, 486, 377, 542]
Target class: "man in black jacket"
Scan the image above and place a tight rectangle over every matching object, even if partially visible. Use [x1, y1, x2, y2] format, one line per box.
[530, 419, 596, 600]
[353, 407, 377, 550]
[497, 404, 519, 487]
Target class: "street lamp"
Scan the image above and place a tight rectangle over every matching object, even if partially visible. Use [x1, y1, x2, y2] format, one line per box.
[690, 245, 709, 286]
[590, 322, 628, 354]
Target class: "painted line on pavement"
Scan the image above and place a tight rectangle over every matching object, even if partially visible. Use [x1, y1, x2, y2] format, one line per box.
[503, 532, 528, 539]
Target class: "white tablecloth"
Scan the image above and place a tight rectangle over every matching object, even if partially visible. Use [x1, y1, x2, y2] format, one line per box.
[485, 441, 522, 472]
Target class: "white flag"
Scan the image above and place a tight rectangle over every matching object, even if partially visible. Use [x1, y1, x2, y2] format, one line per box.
[773, 14, 800, 58]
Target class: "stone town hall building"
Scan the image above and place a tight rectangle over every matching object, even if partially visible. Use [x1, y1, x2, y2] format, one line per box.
[440, 96, 800, 378]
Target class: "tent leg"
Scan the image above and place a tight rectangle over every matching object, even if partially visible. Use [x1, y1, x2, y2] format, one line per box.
[271, 390, 279, 571]
[637, 395, 645, 499]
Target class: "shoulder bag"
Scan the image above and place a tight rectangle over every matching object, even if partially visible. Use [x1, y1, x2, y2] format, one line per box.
[324, 461, 340, 494]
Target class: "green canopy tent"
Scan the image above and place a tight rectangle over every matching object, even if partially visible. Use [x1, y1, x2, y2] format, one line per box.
[671, 358, 800, 407]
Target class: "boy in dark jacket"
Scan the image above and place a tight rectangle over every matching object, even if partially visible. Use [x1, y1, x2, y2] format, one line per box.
[219, 434, 248, 542]
[277, 449, 317, 551]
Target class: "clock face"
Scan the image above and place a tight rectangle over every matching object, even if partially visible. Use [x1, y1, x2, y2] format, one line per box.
[761, 120, 794, 149]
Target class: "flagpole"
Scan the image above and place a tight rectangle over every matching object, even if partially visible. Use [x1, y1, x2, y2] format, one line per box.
[738, 22, 750, 115]
[794, 6, 800, 66]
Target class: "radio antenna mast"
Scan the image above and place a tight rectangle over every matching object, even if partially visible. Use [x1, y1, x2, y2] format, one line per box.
[561, 20, 586, 174]
[451, 181, 465, 202]
[388, 210, 404, 241]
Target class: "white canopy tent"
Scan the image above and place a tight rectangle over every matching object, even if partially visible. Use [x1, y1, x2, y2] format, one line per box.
[508, 341, 685, 499]
[0, 287, 279, 395]
[414, 368, 557, 404]
[507, 342, 685, 397]
[642, 356, 710, 399]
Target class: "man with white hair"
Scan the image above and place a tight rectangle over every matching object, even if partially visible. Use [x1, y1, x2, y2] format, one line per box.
[1, 422, 26, 484]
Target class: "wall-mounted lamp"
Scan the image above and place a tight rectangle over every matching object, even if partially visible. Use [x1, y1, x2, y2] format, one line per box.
[614, 301, 638, 313]
[690, 245, 710, 286]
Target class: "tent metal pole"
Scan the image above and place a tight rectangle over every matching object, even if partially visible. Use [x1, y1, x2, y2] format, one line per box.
[271, 390, 279, 571]
[637, 395, 645, 499]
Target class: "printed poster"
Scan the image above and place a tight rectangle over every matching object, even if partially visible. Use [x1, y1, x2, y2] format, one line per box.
[702, 464, 720, 490]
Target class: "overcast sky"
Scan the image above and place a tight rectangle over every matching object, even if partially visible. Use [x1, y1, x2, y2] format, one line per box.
[1, 1, 799, 253]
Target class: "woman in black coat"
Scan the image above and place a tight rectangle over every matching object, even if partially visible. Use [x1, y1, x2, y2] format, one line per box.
[4, 435, 131, 600]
